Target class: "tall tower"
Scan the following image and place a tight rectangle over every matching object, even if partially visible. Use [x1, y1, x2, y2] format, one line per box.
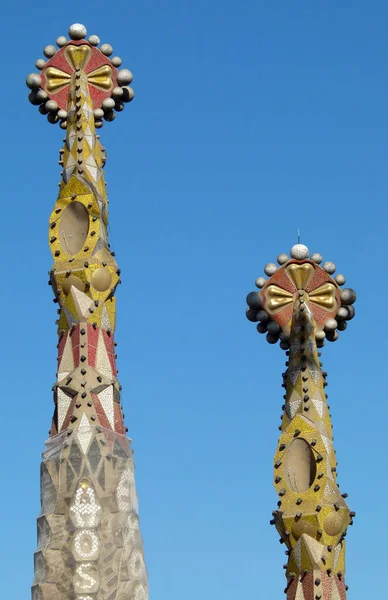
[245, 244, 356, 600]
[26, 24, 148, 600]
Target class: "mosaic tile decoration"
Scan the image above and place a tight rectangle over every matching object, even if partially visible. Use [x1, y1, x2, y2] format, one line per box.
[246, 245, 356, 599]
[27, 24, 147, 600]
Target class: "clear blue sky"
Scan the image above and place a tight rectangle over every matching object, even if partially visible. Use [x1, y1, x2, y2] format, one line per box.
[2, 1, 387, 598]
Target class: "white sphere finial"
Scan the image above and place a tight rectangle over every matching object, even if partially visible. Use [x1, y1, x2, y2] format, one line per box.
[290, 244, 309, 259]
[68, 23, 87, 40]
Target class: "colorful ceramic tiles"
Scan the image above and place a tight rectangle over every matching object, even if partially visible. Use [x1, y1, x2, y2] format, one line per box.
[27, 24, 148, 600]
[246, 244, 356, 599]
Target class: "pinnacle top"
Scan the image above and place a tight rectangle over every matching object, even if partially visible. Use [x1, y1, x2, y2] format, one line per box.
[26, 24, 134, 128]
[246, 246, 356, 349]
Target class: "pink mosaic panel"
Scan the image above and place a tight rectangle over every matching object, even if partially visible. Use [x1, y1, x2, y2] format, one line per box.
[88, 343, 97, 368]
[286, 578, 298, 600]
[87, 323, 99, 347]
[87, 323, 99, 367]
[335, 576, 347, 600]
[101, 329, 117, 377]
[57, 331, 68, 364]
[71, 325, 80, 366]
[101, 330, 117, 375]
[40, 40, 118, 111]
[321, 572, 333, 599]
[310, 303, 336, 326]
[91, 392, 112, 430]
[265, 266, 297, 294]
[305, 267, 331, 293]
[102, 329, 114, 354]
[301, 573, 314, 599]
[275, 303, 293, 328]
[114, 403, 126, 435]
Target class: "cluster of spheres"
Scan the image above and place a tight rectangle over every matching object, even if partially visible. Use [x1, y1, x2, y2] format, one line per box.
[245, 244, 356, 349]
[26, 23, 134, 128]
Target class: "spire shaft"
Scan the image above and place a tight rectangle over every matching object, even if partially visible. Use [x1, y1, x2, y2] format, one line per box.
[27, 24, 146, 600]
[274, 299, 350, 600]
[246, 244, 356, 599]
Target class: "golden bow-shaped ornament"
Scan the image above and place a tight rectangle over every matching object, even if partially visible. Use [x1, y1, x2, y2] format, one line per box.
[265, 263, 338, 313]
[265, 282, 337, 312]
[44, 44, 113, 94]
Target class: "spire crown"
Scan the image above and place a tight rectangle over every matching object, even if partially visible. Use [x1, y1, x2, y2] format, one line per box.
[246, 247, 356, 349]
[26, 24, 134, 128]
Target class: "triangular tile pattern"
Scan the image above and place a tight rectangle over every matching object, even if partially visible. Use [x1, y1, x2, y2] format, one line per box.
[57, 331, 68, 362]
[321, 434, 334, 457]
[335, 576, 347, 600]
[96, 329, 113, 380]
[71, 287, 94, 320]
[311, 398, 325, 418]
[286, 398, 302, 419]
[288, 369, 300, 386]
[58, 72, 105, 200]
[301, 535, 323, 570]
[97, 386, 115, 429]
[103, 329, 117, 375]
[331, 579, 342, 600]
[57, 388, 72, 430]
[57, 334, 74, 380]
[60, 396, 77, 432]
[76, 413, 93, 454]
[333, 544, 341, 569]
[295, 581, 305, 600]
[101, 305, 111, 330]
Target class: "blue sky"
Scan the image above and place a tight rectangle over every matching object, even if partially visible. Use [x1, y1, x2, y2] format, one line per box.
[2, 1, 387, 598]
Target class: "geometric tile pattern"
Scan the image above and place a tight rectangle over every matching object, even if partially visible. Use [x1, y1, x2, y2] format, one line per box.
[31, 30, 148, 600]
[32, 428, 148, 600]
[272, 296, 352, 599]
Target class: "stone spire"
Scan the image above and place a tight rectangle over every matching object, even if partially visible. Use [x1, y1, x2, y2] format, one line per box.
[26, 23, 148, 600]
[246, 244, 356, 600]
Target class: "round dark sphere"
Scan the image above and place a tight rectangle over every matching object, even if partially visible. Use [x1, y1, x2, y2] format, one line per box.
[337, 320, 347, 331]
[256, 322, 267, 334]
[122, 86, 135, 103]
[345, 305, 355, 321]
[246, 308, 259, 322]
[47, 112, 59, 124]
[340, 288, 356, 306]
[266, 333, 279, 344]
[257, 310, 269, 323]
[267, 321, 280, 335]
[326, 330, 339, 342]
[29, 91, 41, 105]
[246, 291, 262, 310]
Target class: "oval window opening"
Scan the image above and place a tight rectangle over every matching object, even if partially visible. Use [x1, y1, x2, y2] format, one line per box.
[59, 202, 89, 255]
[283, 438, 316, 493]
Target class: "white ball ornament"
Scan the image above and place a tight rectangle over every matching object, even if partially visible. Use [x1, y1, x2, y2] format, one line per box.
[290, 244, 309, 259]
[68, 23, 87, 40]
